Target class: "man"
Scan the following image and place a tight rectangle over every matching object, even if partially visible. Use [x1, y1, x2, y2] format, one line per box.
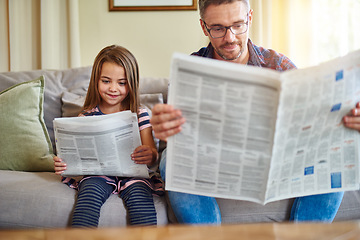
[151, 0, 357, 224]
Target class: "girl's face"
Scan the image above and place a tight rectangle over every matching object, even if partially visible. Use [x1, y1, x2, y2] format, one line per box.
[98, 62, 129, 114]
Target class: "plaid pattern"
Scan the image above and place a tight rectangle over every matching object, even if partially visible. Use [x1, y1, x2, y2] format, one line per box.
[191, 39, 297, 72]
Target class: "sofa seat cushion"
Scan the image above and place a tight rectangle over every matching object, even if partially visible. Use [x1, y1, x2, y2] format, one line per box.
[0, 170, 168, 229]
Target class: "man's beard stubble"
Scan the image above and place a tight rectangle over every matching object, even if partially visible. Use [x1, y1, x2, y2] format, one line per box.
[215, 41, 244, 61]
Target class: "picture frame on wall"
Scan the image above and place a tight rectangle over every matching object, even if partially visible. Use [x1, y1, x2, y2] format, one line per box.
[109, 0, 197, 11]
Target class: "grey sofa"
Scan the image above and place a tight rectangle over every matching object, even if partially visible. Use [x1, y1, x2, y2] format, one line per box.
[0, 66, 359, 229]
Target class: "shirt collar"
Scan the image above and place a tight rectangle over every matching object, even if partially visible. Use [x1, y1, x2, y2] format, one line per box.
[246, 39, 265, 67]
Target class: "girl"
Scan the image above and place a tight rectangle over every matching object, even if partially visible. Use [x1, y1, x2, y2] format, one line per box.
[54, 45, 163, 227]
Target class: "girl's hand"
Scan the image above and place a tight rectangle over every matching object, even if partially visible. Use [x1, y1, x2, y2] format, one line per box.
[343, 102, 360, 131]
[131, 145, 155, 167]
[53, 156, 67, 175]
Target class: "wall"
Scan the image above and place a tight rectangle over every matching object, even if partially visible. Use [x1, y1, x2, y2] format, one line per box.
[78, 0, 208, 78]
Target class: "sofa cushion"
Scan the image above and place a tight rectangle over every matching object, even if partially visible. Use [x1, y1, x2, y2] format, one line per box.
[140, 93, 164, 115]
[61, 91, 86, 117]
[0, 77, 54, 171]
[139, 77, 169, 103]
[0, 170, 168, 228]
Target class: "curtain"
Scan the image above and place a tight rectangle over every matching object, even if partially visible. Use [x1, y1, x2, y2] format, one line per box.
[0, 0, 81, 72]
[249, 0, 360, 68]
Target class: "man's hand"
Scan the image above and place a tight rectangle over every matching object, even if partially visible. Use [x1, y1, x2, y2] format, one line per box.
[150, 104, 186, 141]
[343, 102, 360, 131]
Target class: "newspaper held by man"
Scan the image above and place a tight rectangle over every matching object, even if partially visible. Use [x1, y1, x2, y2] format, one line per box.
[165, 51, 360, 205]
[53, 111, 149, 178]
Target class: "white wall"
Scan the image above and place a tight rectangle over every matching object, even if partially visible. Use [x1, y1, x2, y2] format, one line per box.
[78, 0, 208, 78]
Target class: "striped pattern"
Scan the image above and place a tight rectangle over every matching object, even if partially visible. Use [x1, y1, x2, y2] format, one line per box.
[138, 107, 151, 131]
[120, 182, 157, 225]
[72, 177, 114, 227]
[118, 176, 164, 196]
[71, 178, 158, 227]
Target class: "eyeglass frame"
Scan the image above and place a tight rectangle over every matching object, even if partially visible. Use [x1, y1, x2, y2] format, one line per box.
[202, 13, 249, 39]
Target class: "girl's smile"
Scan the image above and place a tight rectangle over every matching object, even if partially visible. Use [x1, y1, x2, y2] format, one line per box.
[107, 93, 120, 98]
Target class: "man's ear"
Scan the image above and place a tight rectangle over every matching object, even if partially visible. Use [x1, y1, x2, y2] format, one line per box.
[248, 9, 253, 26]
[200, 19, 209, 37]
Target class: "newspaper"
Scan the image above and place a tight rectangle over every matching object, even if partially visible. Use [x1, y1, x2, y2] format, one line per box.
[165, 51, 360, 205]
[53, 111, 149, 178]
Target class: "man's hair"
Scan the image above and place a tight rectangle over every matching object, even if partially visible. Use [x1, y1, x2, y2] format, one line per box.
[198, 0, 250, 19]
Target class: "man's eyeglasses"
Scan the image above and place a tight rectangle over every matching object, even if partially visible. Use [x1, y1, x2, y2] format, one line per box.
[202, 13, 249, 39]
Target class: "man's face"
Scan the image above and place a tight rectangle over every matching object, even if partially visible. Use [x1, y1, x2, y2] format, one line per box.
[200, 1, 252, 64]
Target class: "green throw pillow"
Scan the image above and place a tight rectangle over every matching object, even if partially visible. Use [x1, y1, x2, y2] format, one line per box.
[0, 77, 54, 171]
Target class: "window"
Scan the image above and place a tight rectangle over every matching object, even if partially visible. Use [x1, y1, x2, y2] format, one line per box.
[311, 0, 360, 64]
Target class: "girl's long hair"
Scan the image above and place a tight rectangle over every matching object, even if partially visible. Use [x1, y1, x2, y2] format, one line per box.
[83, 45, 140, 113]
